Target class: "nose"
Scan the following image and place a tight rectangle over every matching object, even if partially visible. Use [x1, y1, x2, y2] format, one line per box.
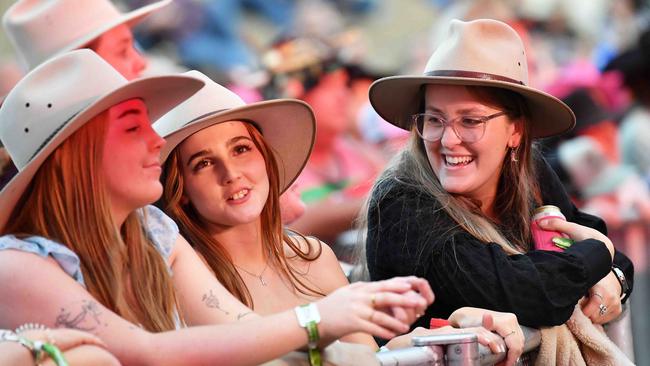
[132, 48, 148, 78]
[144, 124, 165, 151]
[439, 122, 462, 147]
[219, 159, 242, 185]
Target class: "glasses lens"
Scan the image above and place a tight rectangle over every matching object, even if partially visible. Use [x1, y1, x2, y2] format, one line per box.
[456, 117, 486, 143]
[415, 114, 444, 141]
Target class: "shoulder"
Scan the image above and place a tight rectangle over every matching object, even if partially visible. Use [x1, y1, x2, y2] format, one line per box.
[0, 234, 84, 285]
[139, 205, 179, 261]
[284, 234, 347, 291]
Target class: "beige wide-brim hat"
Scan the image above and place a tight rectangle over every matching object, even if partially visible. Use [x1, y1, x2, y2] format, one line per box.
[154, 71, 315, 193]
[3, 0, 170, 70]
[0, 49, 204, 232]
[369, 18, 575, 139]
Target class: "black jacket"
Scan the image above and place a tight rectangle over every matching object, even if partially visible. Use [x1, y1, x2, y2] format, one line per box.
[366, 156, 634, 329]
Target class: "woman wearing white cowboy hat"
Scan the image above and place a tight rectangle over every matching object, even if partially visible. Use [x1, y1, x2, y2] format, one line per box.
[3, 0, 167, 79]
[154, 71, 525, 360]
[358, 18, 634, 365]
[0, 49, 438, 365]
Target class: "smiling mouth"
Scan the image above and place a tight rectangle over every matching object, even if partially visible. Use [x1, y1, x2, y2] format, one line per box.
[229, 189, 250, 201]
[443, 155, 474, 167]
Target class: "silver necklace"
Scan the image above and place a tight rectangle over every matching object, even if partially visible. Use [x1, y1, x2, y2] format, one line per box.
[234, 260, 270, 286]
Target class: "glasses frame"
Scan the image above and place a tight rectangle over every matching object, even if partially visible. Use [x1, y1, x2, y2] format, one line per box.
[412, 111, 507, 143]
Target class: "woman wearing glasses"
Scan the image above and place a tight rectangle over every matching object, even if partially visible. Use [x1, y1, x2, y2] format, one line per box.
[360, 18, 634, 350]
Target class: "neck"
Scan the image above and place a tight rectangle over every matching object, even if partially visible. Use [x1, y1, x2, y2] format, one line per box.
[210, 219, 266, 265]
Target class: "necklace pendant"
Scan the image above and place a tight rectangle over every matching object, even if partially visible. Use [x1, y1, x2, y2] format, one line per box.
[259, 276, 268, 286]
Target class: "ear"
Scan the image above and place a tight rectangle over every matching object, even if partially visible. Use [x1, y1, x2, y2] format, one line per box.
[508, 118, 524, 148]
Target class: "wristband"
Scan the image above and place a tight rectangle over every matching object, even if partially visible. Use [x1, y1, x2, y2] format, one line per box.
[295, 303, 322, 366]
[611, 265, 631, 303]
[0, 331, 45, 363]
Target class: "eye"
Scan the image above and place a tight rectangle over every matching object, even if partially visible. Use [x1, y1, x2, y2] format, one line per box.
[424, 114, 445, 127]
[126, 125, 140, 133]
[233, 143, 252, 155]
[460, 117, 484, 128]
[193, 159, 212, 172]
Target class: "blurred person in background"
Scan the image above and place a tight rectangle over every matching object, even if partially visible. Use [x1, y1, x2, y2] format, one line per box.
[264, 36, 387, 247]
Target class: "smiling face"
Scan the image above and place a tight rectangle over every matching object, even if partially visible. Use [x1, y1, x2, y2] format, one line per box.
[178, 121, 270, 230]
[91, 24, 147, 80]
[423, 84, 522, 204]
[103, 98, 165, 221]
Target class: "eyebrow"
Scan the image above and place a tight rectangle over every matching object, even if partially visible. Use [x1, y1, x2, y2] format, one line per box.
[117, 108, 142, 119]
[425, 106, 488, 115]
[226, 136, 252, 147]
[187, 149, 211, 167]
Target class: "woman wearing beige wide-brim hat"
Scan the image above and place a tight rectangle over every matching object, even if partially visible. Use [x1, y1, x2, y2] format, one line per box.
[360, 18, 634, 365]
[3, 0, 168, 79]
[0, 50, 435, 365]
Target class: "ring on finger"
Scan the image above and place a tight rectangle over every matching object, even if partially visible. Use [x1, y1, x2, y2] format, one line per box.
[598, 303, 608, 316]
[504, 330, 516, 338]
[370, 294, 377, 308]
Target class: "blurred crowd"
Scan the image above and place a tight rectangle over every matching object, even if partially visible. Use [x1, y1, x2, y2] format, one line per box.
[1, 0, 650, 362]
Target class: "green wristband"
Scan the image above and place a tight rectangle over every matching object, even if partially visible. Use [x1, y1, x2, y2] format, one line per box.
[295, 303, 322, 366]
[42, 343, 69, 366]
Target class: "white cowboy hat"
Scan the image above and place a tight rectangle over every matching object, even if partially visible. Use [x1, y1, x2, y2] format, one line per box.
[3, 0, 170, 70]
[0, 49, 203, 232]
[369, 18, 575, 139]
[154, 70, 316, 193]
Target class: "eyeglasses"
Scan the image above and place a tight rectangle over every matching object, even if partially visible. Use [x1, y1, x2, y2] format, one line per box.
[413, 111, 506, 143]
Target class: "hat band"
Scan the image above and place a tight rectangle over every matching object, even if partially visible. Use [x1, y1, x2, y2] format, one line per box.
[425, 70, 525, 86]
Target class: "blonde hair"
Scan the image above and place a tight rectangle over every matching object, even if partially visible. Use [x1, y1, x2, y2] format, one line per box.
[355, 86, 542, 277]
[4, 111, 180, 332]
[161, 122, 324, 308]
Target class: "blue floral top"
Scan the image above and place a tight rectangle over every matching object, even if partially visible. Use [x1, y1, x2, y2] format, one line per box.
[0, 205, 178, 287]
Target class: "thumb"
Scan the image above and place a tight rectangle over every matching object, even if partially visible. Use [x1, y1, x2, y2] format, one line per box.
[481, 313, 494, 330]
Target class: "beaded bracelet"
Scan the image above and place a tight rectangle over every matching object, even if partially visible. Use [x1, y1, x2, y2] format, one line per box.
[4, 323, 70, 366]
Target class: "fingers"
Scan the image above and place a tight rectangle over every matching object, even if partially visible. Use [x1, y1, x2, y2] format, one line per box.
[363, 310, 409, 338]
[401, 277, 435, 305]
[502, 328, 524, 366]
[372, 291, 426, 310]
[582, 295, 600, 321]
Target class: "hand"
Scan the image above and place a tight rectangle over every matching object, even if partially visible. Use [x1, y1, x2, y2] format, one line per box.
[316, 277, 433, 340]
[449, 307, 523, 366]
[19, 328, 106, 352]
[582, 271, 623, 324]
[538, 218, 614, 258]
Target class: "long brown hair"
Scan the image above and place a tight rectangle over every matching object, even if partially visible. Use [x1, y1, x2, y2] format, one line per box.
[161, 122, 323, 308]
[4, 111, 179, 332]
[357, 85, 542, 269]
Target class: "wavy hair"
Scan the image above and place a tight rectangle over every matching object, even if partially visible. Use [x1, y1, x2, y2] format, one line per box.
[161, 122, 324, 308]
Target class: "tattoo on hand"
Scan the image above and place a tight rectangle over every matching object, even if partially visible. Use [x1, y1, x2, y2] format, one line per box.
[237, 312, 253, 321]
[201, 290, 230, 315]
[54, 300, 104, 331]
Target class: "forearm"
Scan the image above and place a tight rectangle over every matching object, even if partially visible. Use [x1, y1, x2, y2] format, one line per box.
[143, 311, 310, 366]
[289, 198, 363, 241]
[0, 342, 33, 365]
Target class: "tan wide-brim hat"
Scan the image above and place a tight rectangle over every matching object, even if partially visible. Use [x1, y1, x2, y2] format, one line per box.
[154, 71, 315, 193]
[3, 0, 170, 70]
[0, 49, 204, 232]
[369, 18, 575, 139]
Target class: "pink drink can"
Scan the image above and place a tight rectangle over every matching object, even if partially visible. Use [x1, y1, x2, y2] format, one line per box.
[531, 205, 566, 252]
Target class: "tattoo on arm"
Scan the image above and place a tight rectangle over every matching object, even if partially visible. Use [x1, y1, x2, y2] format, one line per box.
[237, 312, 253, 321]
[201, 290, 230, 315]
[54, 300, 105, 331]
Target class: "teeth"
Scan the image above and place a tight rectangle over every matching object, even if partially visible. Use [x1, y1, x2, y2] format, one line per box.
[230, 189, 249, 200]
[445, 155, 473, 165]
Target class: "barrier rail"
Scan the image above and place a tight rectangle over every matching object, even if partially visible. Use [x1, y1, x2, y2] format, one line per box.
[376, 326, 541, 366]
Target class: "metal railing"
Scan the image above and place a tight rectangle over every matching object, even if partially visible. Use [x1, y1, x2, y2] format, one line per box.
[376, 326, 541, 366]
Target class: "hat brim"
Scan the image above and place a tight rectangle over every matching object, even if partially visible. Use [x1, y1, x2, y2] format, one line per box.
[0, 73, 203, 232]
[45, 0, 170, 66]
[369, 75, 575, 139]
[160, 99, 315, 193]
